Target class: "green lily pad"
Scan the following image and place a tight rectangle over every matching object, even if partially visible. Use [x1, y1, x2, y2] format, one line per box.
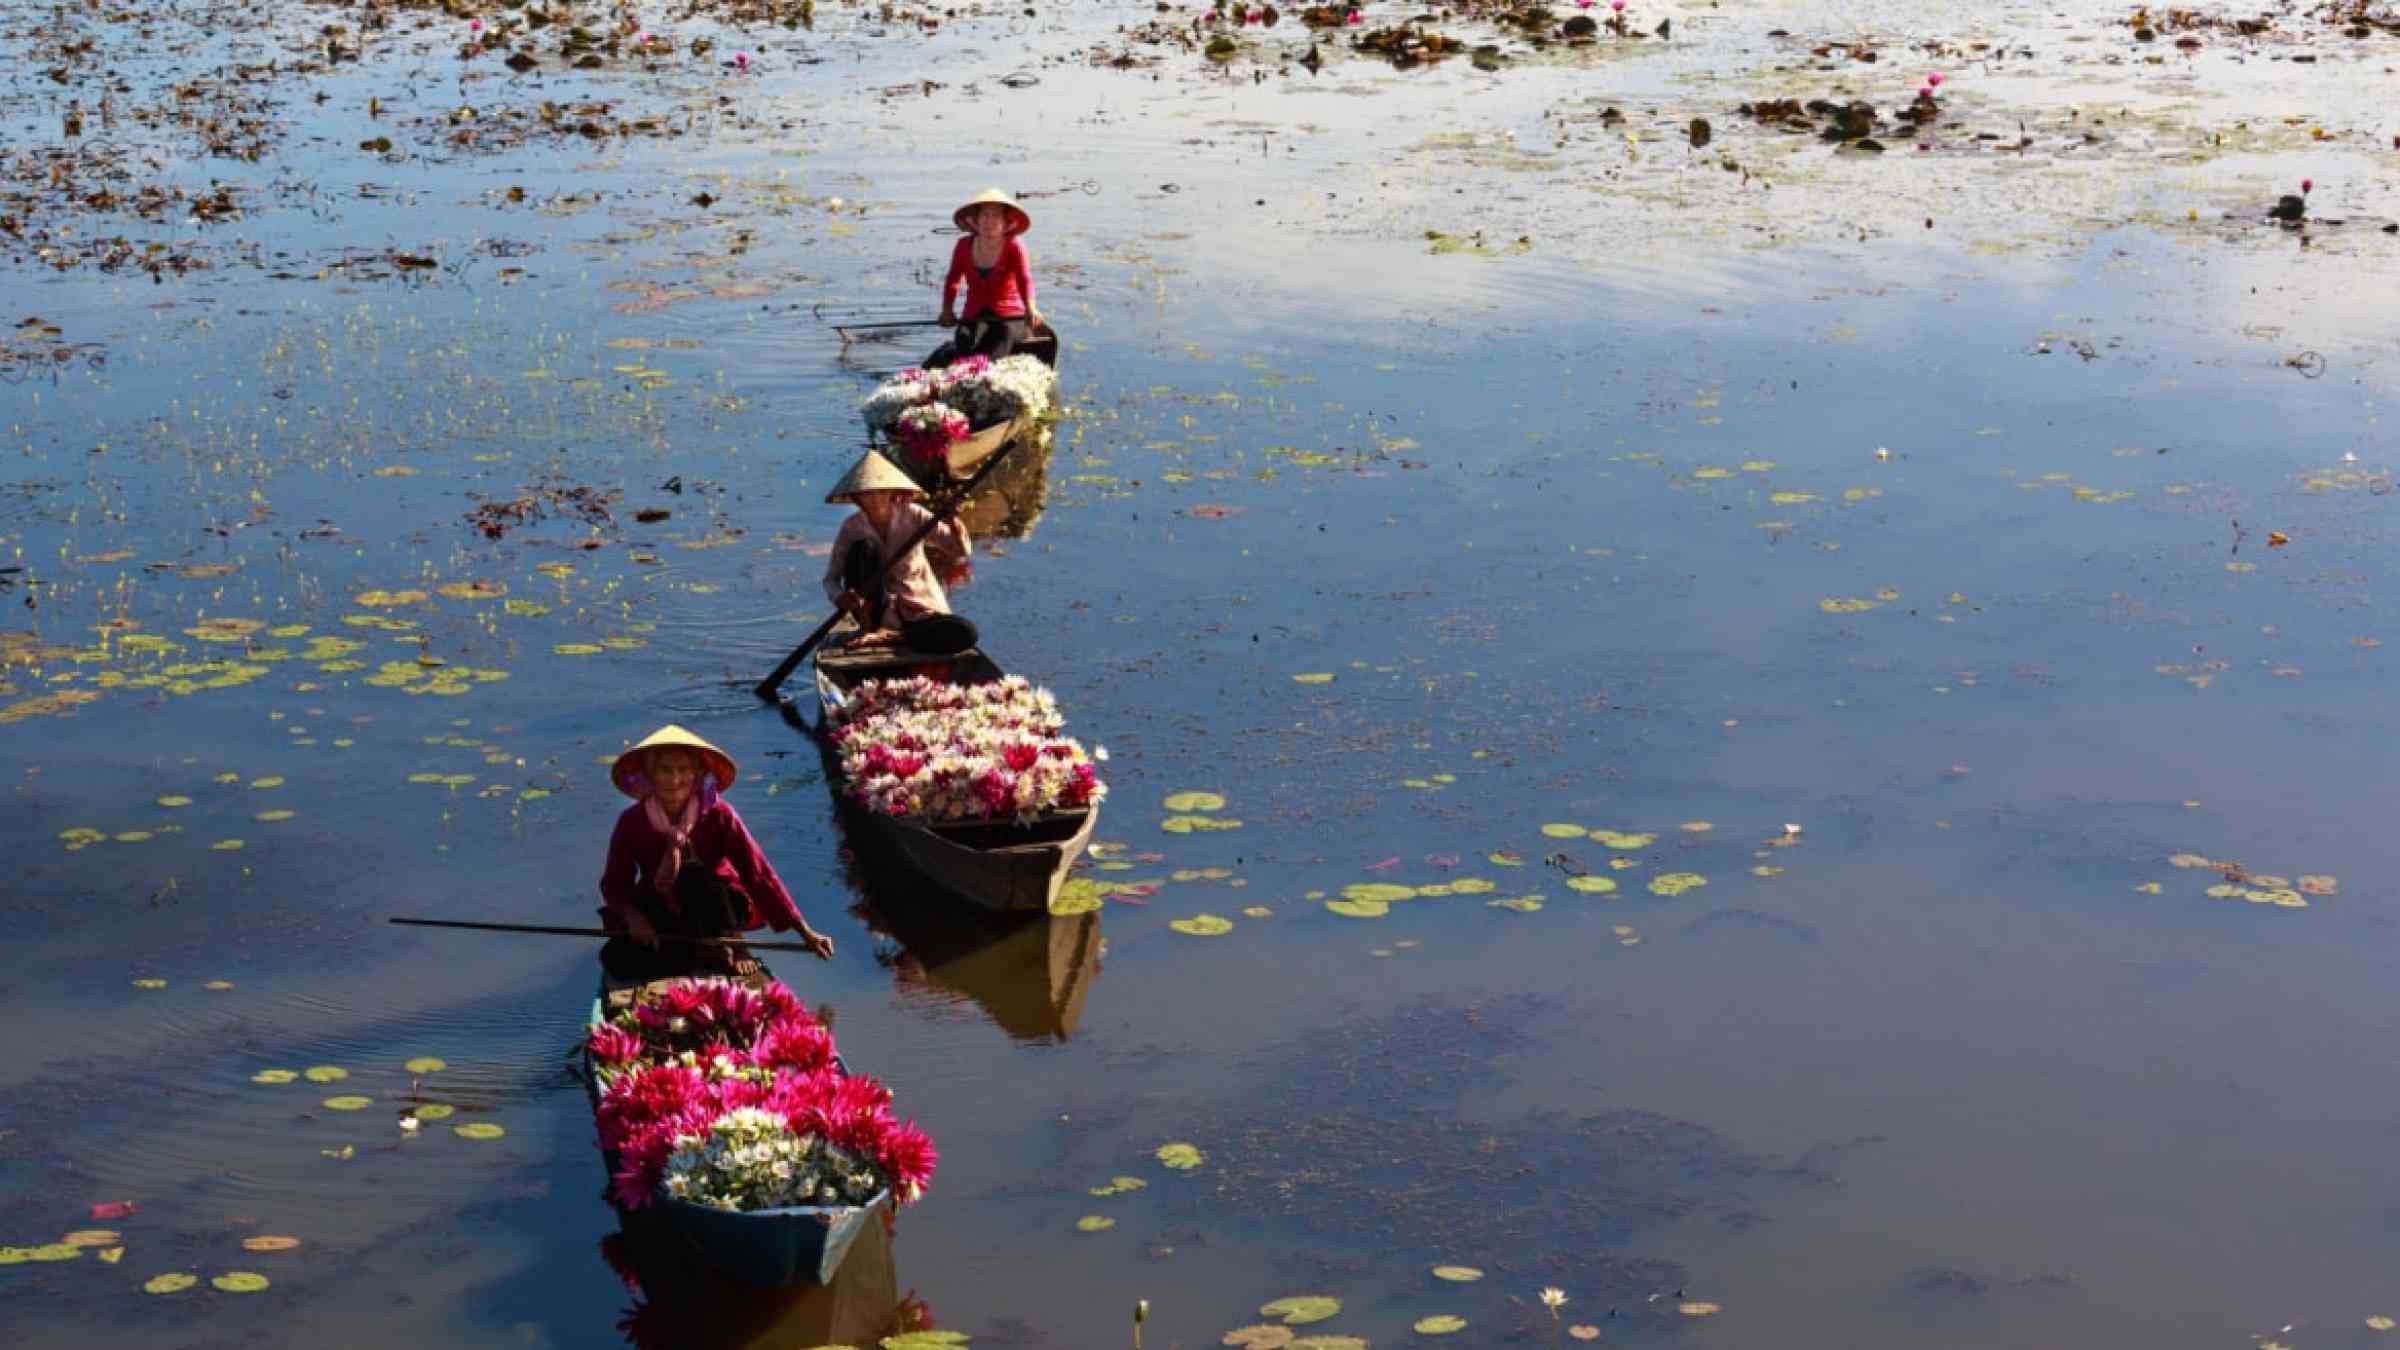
[454, 1122, 506, 1140]
[1291, 673, 1335, 684]
[1163, 791, 1226, 812]
[410, 1103, 456, 1120]
[1260, 1296, 1341, 1326]
[1169, 914, 1235, 936]
[1413, 1315, 1467, 1334]
[1566, 876, 1619, 894]
[1325, 898, 1388, 918]
[1291, 1339, 1369, 1350]
[251, 1069, 298, 1084]
[1592, 831, 1655, 849]
[1075, 1215, 1116, 1232]
[1162, 815, 1243, 833]
[1050, 877, 1107, 915]
[211, 1272, 270, 1293]
[1540, 823, 1587, 838]
[1089, 1175, 1149, 1197]
[1431, 1265, 1484, 1281]
[1488, 850, 1524, 867]
[143, 1272, 199, 1294]
[321, 1095, 373, 1111]
[1342, 883, 1416, 903]
[1488, 895, 1544, 913]
[403, 1057, 447, 1074]
[1156, 1141, 1205, 1171]
[1649, 872, 1708, 897]
[131, 978, 167, 990]
[1447, 878, 1495, 894]
[302, 1066, 348, 1084]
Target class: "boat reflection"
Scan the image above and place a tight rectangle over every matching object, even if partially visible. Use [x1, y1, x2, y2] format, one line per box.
[953, 421, 1053, 542]
[607, 1203, 939, 1349]
[850, 873, 1103, 1043]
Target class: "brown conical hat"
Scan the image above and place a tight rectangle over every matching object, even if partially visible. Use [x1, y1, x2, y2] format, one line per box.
[953, 188, 1031, 237]
[825, 450, 922, 504]
[611, 724, 737, 799]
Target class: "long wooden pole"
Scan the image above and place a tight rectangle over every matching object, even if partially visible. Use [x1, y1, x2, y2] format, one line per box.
[389, 916, 822, 953]
[752, 431, 1029, 702]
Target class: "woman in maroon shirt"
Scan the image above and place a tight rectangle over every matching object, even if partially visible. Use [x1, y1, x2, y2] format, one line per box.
[937, 188, 1046, 362]
[597, 725, 836, 980]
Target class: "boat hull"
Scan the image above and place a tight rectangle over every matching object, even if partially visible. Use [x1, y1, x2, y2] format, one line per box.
[586, 973, 887, 1289]
[806, 641, 1097, 913]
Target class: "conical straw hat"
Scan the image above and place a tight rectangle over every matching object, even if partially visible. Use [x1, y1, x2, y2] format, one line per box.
[825, 451, 922, 504]
[953, 187, 1030, 236]
[612, 724, 738, 799]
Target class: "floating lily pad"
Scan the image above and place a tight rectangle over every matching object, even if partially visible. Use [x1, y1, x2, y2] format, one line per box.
[241, 1236, 301, 1253]
[1540, 823, 1587, 838]
[1488, 896, 1544, 913]
[1291, 673, 1335, 684]
[1591, 831, 1654, 849]
[1565, 876, 1618, 894]
[1325, 898, 1389, 918]
[1170, 914, 1235, 936]
[1156, 1142, 1206, 1171]
[1447, 878, 1495, 894]
[1089, 1176, 1149, 1197]
[1074, 1215, 1116, 1232]
[1242, 905, 1274, 918]
[1291, 1340, 1368, 1350]
[1488, 850, 1524, 867]
[211, 1272, 270, 1293]
[255, 810, 296, 822]
[60, 1230, 119, 1248]
[1224, 1327, 1297, 1350]
[302, 1066, 348, 1083]
[1162, 815, 1243, 833]
[1413, 1315, 1467, 1334]
[251, 1069, 298, 1084]
[322, 1095, 373, 1111]
[1649, 872, 1708, 897]
[1259, 1296, 1340, 1326]
[1163, 791, 1227, 812]
[355, 590, 428, 607]
[1342, 883, 1416, 904]
[205, 980, 234, 990]
[1678, 1301, 1720, 1316]
[131, 978, 167, 990]
[1430, 1265, 1484, 1281]
[1050, 878, 1107, 915]
[143, 1272, 199, 1294]
[404, 1057, 448, 1074]
[157, 796, 192, 808]
[410, 1104, 457, 1121]
[454, 1122, 506, 1140]
[1819, 597, 1879, 614]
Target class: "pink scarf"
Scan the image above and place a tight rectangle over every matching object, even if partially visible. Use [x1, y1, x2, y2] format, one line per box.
[642, 792, 701, 897]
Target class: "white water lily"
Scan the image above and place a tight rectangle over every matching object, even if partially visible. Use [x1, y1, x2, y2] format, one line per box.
[1541, 1287, 1569, 1314]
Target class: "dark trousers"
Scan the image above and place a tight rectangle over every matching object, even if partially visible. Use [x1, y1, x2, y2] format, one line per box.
[953, 314, 1030, 361]
[841, 540, 978, 655]
[599, 866, 748, 982]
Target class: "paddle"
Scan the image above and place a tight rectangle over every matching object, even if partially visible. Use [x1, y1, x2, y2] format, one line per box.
[390, 916, 828, 954]
[752, 432, 1027, 703]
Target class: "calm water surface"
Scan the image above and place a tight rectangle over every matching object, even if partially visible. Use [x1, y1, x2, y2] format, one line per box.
[3, 0, 2397, 1345]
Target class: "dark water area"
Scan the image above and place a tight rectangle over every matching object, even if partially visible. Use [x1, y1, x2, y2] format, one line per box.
[5, 0, 2400, 1345]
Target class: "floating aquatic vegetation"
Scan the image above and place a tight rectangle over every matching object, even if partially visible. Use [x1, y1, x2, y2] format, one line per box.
[1156, 1141, 1206, 1171]
[1413, 1314, 1468, 1333]
[1170, 913, 1236, 936]
[1259, 1295, 1342, 1325]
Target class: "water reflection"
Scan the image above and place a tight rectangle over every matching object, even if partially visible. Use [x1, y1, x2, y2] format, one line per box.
[955, 423, 1056, 543]
[852, 877, 1103, 1043]
[607, 1205, 934, 1349]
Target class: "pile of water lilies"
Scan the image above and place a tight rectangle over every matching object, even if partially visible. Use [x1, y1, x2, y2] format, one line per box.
[860, 355, 1056, 470]
[826, 674, 1106, 822]
[589, 978, 938, 1212]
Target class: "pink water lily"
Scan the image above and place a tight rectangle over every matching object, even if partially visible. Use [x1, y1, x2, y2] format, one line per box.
[2301, 177, 2313, 193]
[468, 17, 484, 32]
[1611, 0, 1625, 11]
[1346, 7, 1362, 21]
[732, 50, 751, 69]
[1927, 71, 1945, 87]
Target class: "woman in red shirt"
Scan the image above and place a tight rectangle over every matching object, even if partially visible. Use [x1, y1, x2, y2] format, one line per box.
[937, 188, 1045, 363]
[597, 725, 836, 980]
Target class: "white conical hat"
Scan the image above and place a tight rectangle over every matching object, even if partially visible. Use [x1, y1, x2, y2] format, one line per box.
[825, 451, 922, 504]
[953, 187, 1031, 236]
[611, 724, 737, 799]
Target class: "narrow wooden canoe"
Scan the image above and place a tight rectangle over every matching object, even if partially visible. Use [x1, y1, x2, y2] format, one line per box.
[803, 636, 1097, 913]
[921, 323, 1060, 374]
[587, 964, 888, 1289]
[609, 1204, 904, 1350]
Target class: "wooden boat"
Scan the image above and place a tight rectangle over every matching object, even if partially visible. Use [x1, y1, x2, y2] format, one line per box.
[799, 633, 1097, 913]
[609, 1183, 911, 1349]
[587, 961, 889, 1289]
[919, 323, 1061, 480]
[851, 881, 1102, 1042]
